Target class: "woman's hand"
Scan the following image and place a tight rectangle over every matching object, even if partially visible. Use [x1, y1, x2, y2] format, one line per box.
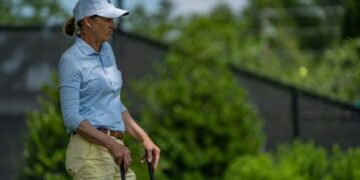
[108, 140, 132, 172]
[76, 120, 133, 172]
[143, 140, 161, 170]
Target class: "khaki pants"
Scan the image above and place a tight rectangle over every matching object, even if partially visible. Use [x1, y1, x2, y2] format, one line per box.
[66, 134, 136, 180]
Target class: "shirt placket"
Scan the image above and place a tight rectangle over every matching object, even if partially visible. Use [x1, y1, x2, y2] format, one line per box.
[98, 53, 116, 92]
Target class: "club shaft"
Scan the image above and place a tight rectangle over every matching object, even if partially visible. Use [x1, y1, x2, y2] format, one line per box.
[147, 161, 155, 180]
[120, 163, 126, 180]
[145, 149, 155, 180]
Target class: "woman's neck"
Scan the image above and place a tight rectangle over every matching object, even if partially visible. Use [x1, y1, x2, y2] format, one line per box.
[81, 34, 102, 52]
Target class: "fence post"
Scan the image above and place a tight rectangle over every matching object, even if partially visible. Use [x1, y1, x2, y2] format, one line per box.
[291, 88, 300, 139]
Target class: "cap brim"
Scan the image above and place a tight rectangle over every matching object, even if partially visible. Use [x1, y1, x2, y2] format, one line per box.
[97, 6, 129, 19]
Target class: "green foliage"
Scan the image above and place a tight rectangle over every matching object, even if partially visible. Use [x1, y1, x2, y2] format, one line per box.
[157, 1, 360, 105]
[316, 38, 360, 103]
[225, 153, 301, 180]
[129, 35, 264, 179]
[225, 153, 273, 179]
[235, 0, 344, 51]
[16, 1, 360, 179]
[0, 0, 68, 25]
[126, 0, 360, 105]
[235, 33, 360, 105]
[342, 0, 360, 38]
[125, 0, 183, 43]
[174, 4, 240, 64]
[328, 146, 360, 179]
[225, 141, 360, 180]
[19, 74, 69, 180]
[275, 141, 328, 179]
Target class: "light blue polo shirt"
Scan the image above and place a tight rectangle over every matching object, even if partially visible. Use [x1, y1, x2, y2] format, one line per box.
[58, 37, 127, 133]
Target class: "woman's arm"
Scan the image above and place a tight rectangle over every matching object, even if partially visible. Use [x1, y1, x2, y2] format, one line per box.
[122, 111, 161, 169]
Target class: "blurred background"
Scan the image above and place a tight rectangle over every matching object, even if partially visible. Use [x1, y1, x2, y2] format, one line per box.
[0, 0, 360, 179]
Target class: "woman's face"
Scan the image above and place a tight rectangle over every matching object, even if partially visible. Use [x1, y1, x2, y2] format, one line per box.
[89, 16, 116, 43]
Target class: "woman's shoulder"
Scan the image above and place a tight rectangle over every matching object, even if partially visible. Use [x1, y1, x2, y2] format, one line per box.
[59, 46, 82, 69]
[60, 41, 88, 63]
[61, 43, 80, 58]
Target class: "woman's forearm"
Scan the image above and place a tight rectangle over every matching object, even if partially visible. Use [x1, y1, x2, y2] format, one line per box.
[122, 111, 161, 169]
[122, 111, 151, 143]
[76, 120, 117, 149]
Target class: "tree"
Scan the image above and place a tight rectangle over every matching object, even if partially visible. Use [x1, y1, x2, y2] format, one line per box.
[130, 54, 264, 179]
[124, 0, 183, 43]
[341, 0, 360, 39]
[127, 8, 265, 176]
[314, 38, 360, 103]
[243, 0, 344, 50]
[0, 0, 68, 25]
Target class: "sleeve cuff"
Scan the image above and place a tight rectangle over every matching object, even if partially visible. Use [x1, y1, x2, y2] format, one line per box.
[65, 114, 85, 132]
[120, 101, 127, 112]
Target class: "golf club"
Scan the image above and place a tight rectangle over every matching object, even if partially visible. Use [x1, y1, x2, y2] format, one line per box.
[145, 149, 155, 180]
[120, 162, 126, 180]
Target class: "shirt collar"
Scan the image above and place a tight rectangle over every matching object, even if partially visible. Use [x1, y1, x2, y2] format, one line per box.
[75, 37, 107, 56]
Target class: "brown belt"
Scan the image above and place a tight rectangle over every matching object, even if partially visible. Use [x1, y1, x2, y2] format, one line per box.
[72, 128, 124, 140]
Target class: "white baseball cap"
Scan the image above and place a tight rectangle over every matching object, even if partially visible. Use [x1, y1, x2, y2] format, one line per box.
[73, 0, 129, 22]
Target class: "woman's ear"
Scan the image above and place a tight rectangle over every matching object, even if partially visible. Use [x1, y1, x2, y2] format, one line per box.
[83, 17, 92, 28]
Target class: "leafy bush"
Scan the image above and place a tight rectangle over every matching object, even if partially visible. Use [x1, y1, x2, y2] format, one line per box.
[225, 141, 360, 180]
[315, 38, 360, 103]
[130, 45, 264, 179]
[225, 153, 301, 180]
[18, 74, 69, 180]
[328, 146, 360, 179]
[274, 141, 328, 179]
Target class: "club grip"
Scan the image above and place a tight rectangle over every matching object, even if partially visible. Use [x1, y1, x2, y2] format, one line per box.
[145, 150, 155, 180]
[120, 162, 126, 180]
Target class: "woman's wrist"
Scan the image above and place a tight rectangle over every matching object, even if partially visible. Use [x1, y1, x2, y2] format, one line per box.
[103, 135, 118, 150]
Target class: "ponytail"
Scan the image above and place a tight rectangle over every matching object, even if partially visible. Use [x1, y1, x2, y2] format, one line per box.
[63, 17, 78, 36]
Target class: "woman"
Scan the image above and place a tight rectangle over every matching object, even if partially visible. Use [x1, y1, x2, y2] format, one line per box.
[58, 0, 160, 179]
